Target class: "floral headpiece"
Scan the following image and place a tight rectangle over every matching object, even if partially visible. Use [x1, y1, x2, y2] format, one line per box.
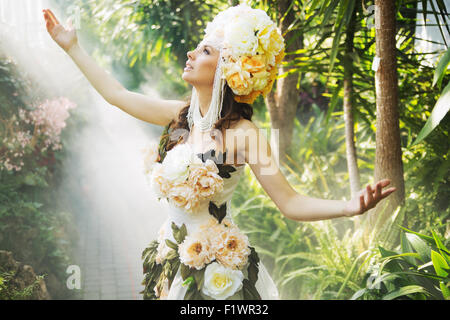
[206, 3, 285, 103]
[187, 2, 286, 132]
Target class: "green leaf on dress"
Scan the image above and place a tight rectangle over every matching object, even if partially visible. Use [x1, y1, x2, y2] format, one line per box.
[193, 269, 205, 291]
[165, 239, 178, 250]
[172, 222, 187, 244]
[196, 148, 237, 179]
[208, 201, 227, 223]
[180, 263, 192, 280]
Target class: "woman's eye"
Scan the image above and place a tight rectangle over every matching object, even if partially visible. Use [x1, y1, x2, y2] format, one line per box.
[204, 49, 210, 54]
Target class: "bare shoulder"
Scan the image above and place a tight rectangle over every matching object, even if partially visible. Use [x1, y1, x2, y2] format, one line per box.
[223, 118, 256, 142]
[230, 118, 257, 132]
[222, 118, 260, 163]
[170, 100, 189, 123]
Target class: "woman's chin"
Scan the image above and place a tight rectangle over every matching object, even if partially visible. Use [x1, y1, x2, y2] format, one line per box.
[181, 72, 193, 83]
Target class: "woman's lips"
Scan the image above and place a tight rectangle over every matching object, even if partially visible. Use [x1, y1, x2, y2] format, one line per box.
[184, 66, 193, 71]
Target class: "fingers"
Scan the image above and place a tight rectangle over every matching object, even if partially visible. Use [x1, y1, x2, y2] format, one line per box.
[359, 194, 365, 214]
[381, 187, 396, 199]
[43, 12, 56, 36]
[366, 179, 394, 197]
[372, 179, 396, 199]
[374, 182, 382, 200]
[42, 9, 59, 30]
[354, 179, 396, 217]
[43, 11, 53, 32]
[46, 8, 60, 25]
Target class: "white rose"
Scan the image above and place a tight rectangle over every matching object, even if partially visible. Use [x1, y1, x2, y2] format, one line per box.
[251, 9, 272, 32]
[224, 20, 259, 56]
[202, 262, 244, 300]
[141, 140, 160, 175]
[162, 143, 200, 183]
[150, 162, 166, 199]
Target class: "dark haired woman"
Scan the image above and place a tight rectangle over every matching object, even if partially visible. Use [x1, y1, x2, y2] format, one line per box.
[43, 3, 395, 300]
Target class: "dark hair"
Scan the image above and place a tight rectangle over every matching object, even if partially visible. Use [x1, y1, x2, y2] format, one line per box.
[162, 83, 253, 154]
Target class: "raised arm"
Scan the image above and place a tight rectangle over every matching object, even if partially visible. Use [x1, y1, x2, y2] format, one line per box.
[43, 8, 185, 127]
[235, 120, 396, 222]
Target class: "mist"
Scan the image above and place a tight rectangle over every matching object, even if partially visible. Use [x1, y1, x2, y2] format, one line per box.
[1, 0, 168, 299]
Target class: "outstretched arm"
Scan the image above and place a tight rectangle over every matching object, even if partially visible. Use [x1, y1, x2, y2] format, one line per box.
[236, 120, 396, 222]
[42, 8, 185, 127]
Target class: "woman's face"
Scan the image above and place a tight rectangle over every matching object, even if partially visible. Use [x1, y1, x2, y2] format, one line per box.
[182, 41, 219, 88]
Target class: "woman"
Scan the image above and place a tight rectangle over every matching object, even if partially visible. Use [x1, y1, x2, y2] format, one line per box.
[43, 3, 396, 300]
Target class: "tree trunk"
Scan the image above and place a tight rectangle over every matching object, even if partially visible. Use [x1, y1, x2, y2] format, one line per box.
[343, 5, 361, 198]
[265, 0, 302, 165]
[343, 4, 363, 230]
[366, 0, 405, 231]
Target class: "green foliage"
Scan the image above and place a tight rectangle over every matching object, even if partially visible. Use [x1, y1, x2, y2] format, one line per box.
[232, 99, 447, 299]
[141, 223, 184, 300]
[0, 170, 77, 298]
[411, 47, 450, 147]
[49, 0, 449, 301]
[58, 0, 231, 97]
[140, 240, 162, 299]
[0, 51, 78, 299]
[0, 269, 46, 300]
[352, 228, 450, 300]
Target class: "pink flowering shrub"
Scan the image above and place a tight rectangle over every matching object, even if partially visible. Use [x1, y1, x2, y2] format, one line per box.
[0, 97, 76, 172]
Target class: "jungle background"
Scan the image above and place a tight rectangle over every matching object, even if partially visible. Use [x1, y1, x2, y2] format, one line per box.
[0, 0, 448, 300]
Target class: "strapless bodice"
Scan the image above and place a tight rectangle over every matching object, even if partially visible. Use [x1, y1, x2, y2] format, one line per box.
[159, 159, 244, 243]
[148, 139, 246, 243]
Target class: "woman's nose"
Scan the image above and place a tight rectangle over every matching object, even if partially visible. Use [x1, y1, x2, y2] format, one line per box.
[187, 49, 196, 60]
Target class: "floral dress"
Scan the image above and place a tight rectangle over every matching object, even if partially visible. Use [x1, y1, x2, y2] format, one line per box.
[140, 124, 279, 300]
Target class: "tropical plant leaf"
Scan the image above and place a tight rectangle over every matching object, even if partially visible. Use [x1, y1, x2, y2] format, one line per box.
[382, 285, 430, 300]
[397, 226, 435, 244]
[401, 232, 417, 265]
[432, 47, 450, 89]
[431, 250, 449, 278]
[410, 81, 450, 147]
[350, 288, 367, 300]
[378, 246, 399, 258]
[431, 230, 450, 262]
[405, 233, 431, 262]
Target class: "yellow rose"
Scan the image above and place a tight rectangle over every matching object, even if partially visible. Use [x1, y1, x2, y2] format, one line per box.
[189, 159, 224, 200]
[241, 55, 266, 74]
[168, 182, 193, 209]
[275, 48, 285, 65]
[251, 69, 270, 91]
[233, 90, 262, 104]
[211, 223, 251, 270]
[227, 72, 253, 96]
[178, 232, 215, 270]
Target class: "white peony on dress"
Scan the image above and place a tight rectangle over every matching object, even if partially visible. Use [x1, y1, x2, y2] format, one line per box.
[141, 125, 279, 300]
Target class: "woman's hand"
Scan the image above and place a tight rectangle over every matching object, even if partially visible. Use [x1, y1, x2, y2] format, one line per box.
[42, 8, 78, 52]
[343, 179, 397, 217]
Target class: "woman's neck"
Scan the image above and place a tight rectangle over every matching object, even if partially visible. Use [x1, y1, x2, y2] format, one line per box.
[195, 87, 212, 117]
